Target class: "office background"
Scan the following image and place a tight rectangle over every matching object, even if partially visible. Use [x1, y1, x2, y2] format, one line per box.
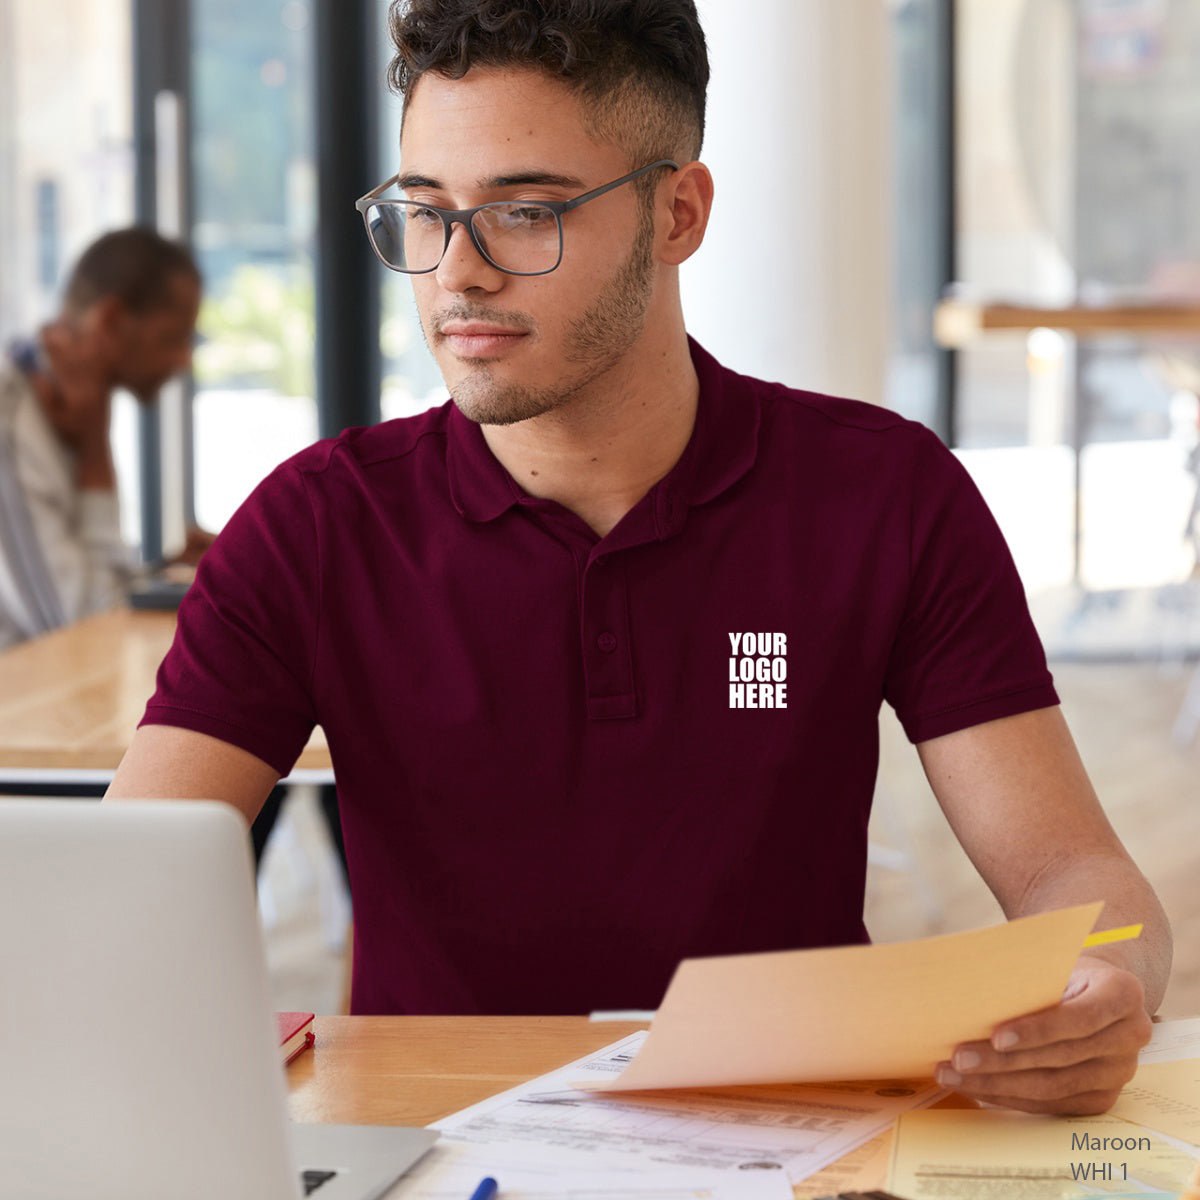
[1, 0, 1197, 1014]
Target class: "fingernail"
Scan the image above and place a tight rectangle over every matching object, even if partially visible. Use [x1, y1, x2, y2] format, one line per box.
[993, 1030, 1019, 1051]
[937, 1066, 963, 1087]
[954, 1049, 982, 1071]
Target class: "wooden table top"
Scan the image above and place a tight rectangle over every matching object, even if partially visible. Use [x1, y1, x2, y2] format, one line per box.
[286, 1015, 973, 1199]
[286, 1016, 647, 1127]
[0, 607, 329, 775]
[934, 296, 1200, 348]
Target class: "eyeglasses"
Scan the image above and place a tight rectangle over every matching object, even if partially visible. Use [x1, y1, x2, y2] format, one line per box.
[354, 159, 679, 276]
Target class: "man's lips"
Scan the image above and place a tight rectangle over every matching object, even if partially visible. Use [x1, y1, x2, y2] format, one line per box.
[436, 321, 529, 359]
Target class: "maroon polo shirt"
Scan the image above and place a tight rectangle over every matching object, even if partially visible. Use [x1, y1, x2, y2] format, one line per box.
[143, 339, 1058, 1014]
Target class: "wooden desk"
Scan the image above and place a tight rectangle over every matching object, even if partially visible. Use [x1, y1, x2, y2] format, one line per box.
[932, 294, 1200, 584]
[287, 1016, 646, 1127]
[933, 297, 1200, 348]
[288, 1016, 970, 1198]
[0, 607, 330, 782]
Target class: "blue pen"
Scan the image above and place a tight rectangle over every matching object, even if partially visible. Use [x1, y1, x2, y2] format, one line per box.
[468, 1178, 498, 1200]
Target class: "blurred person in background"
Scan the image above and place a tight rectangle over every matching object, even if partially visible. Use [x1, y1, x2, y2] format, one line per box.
[0, 227, 204, 650]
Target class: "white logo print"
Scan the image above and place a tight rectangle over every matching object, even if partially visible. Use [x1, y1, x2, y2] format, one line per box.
[728, 632, 788, 709]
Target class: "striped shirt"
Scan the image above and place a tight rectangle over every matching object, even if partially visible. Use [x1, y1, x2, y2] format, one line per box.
[0, 341, 128, 649]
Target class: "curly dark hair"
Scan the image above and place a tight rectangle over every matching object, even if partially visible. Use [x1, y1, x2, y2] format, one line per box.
[387, 0, 708, 164]
[63, 227, 200, 317]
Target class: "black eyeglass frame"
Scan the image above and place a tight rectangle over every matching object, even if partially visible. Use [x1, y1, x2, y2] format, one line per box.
[354, 159, 680, 276]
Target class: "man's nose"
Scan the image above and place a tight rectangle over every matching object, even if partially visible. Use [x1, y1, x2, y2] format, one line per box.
[435, 220, 504, 293]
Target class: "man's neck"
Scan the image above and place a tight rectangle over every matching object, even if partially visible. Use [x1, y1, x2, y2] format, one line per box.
[480, 332, 699, 538]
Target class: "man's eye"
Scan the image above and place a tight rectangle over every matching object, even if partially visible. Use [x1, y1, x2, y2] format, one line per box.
[488, 205, 555, 230]
[408, 206, 443, 227]
[513, 206, 555, 226]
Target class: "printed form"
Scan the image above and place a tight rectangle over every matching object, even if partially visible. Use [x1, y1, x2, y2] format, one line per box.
[888, 1108, 1199, 1199]
[886, 1023, 1200, 1200]
[1138, 1017, 1200, 1066]
[411, 1032, 941, 1191]
[385, 1139, 792, 1199]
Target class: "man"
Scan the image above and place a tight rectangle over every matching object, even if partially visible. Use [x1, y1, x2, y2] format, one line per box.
[109, 0, 1170, 1116]
[0, 227, 203, 649]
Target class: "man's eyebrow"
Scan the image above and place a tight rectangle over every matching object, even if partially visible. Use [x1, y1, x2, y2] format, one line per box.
[395, 170, 585, 194]
[396, 172, 440, 191]
[481, 171, 585, 191]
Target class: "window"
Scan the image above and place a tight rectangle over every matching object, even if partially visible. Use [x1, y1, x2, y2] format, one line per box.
[955, 0, 1200, 593]
[0, 0, 140, 542]
[189, 0, 319, 530]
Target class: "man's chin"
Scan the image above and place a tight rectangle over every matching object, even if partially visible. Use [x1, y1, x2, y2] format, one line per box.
[448, 372, 562, 427]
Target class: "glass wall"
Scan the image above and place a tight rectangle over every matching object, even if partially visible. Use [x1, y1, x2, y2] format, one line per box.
[888, 0, 953, 437]
[954, 0, 1200, 595]
[189, 0, 319, 530]
[0, 0, 140, 541]
[374, 0, 448, 422]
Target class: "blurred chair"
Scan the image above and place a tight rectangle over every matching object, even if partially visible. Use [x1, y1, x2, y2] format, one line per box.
[1150, 354, 1200, 747]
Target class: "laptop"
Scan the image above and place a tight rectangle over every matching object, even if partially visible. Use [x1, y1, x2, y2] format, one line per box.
[126, 561, 195, 610]
[0, 798, 437, 1200]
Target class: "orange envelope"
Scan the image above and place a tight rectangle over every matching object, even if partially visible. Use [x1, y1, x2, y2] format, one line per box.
[585, 902, 1106, 1091]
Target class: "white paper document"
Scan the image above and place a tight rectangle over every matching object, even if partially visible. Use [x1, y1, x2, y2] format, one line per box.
[384, 1139, 793, 1199]
[427, 1032, 942, 1187]
[1140, 1017, 1200, 1065]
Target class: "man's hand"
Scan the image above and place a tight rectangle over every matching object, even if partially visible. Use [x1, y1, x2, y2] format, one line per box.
[38, 322, 112, 448]
[936, 956, 1152, 1114]
[173, 525, 218, 567]
[38, 322, 116, 491]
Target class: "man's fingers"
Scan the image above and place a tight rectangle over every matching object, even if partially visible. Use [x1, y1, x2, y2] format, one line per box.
[946, 1008, 1151, 1075]
[988, 964, 1147, 1054]
[936, 959, 1153, 1116]
[937, 1052, 1138, 1111]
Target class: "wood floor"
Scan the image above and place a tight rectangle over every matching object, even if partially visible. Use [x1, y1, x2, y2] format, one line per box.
[263, 660, 1200, 1018]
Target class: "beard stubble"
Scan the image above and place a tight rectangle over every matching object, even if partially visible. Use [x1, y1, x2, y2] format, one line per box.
[432, 219, 657, 427]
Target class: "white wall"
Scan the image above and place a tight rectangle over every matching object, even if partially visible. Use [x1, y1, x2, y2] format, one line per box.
[684, 0, 892, 405]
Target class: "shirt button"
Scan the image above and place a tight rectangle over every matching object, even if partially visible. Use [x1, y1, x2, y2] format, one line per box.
[597, 631, 618, 653]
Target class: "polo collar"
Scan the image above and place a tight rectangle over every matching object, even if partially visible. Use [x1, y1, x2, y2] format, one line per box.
[445, 402, 524, 523]
[446, 337, 761, 529]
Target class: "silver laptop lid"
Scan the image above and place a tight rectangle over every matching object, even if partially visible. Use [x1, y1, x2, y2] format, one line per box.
[0, 799, 300, 1200]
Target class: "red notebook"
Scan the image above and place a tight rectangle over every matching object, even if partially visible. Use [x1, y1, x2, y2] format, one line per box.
[277, 1011, 315, 1066]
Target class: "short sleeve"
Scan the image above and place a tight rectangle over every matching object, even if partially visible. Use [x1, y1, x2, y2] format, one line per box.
[140, 460, 322, 776]
[883, 429, 1059, 743]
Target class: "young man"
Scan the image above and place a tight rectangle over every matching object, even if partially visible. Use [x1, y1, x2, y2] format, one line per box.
[109, 0, 1170, 1115]
[0, 228, 203, 648]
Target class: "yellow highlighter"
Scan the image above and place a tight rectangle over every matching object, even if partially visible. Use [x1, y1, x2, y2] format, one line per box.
[1083, 923, 1143, 949]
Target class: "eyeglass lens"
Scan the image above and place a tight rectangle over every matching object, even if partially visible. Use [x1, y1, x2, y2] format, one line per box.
[364, 202, 563, 274]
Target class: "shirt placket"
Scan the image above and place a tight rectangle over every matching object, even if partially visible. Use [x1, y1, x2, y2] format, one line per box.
[579, 550, 637, 720]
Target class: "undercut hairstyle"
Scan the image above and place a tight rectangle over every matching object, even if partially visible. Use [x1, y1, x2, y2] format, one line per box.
[62, 227, 201, 318]
[387, 0, 708, 168]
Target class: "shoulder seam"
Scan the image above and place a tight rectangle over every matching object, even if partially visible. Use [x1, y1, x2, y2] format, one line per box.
[762, 383, 916, 435]
[290, 423, 450, 477]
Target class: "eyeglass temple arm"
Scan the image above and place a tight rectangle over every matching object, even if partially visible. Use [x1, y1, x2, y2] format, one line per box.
[558, 159, 679, 213]
[357, 161, 678, 214]
[355, 174, 400, 212]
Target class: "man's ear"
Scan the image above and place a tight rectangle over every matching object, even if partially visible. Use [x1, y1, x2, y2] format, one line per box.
[657, 161, 714, 266]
